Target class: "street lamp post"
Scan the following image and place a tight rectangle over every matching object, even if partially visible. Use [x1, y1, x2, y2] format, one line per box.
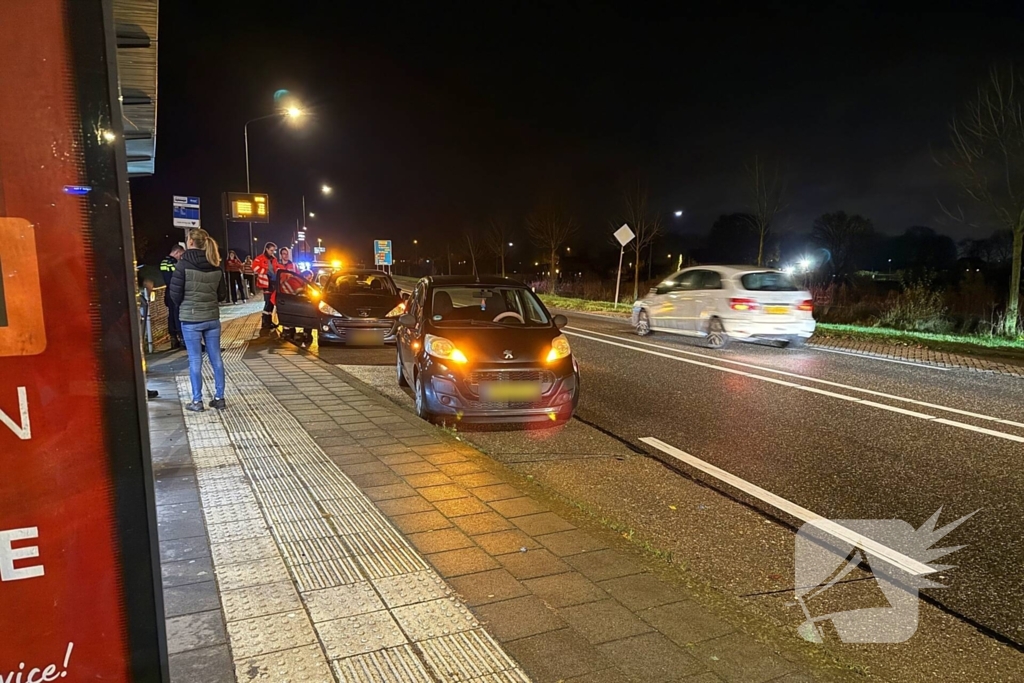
[244, 106, 303, 251]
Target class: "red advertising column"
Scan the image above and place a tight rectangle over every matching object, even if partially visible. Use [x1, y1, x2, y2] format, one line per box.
[0, 1, 168, 681]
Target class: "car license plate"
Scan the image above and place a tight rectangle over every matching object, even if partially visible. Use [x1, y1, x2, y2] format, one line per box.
[480, 381, 542, 402]
[765, 306, 789, 315]
[347, 329, 385, 346]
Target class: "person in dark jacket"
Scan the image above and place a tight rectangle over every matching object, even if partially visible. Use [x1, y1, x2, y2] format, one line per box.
[170, 228, 228, 412]
[160, 244, 185, 349]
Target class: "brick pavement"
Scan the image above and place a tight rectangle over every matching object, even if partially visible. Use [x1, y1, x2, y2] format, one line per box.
[809, 335, 1024, 377]
[151, 312, 840, 682]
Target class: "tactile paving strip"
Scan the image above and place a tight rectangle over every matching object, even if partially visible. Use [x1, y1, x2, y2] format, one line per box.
[391, 598, 478, 641]
[332, 644, 432, 683]
[372, 572, 452, 609]
[221, 581, 303, 623]
[177, 314, 531, 682]
[314, 610, 407, 660]
[417, 630, 526, 682]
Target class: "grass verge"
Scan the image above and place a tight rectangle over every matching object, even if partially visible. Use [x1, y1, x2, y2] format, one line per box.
[815, 323, 1024, 360]
[539, 294, 631, 315]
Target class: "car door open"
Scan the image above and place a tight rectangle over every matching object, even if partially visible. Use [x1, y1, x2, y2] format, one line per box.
[275, 272, 320, 330]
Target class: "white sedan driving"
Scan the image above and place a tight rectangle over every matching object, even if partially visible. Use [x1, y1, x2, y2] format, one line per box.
[631, 266, 815, 348]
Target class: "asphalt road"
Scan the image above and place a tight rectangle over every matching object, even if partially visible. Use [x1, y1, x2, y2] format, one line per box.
[307, 309, 1024, 645]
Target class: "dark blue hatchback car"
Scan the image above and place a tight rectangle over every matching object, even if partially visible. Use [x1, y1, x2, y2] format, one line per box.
[396, 276, 580, 425]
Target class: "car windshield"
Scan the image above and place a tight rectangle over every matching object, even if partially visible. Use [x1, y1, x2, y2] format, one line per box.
[740, 271, 799, 292]
[325, 272, 396, 295]
[430, 286, 551, 327]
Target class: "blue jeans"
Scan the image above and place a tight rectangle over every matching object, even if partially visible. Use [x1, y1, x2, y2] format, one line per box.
[181, 320, 225, 403]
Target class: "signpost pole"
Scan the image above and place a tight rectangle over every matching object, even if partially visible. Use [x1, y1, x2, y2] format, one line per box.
[614, 245, 624, 308]
[612, 223, 635, 309]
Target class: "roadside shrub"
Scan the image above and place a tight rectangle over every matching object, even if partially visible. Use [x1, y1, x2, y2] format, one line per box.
[877, 281, 952, 333]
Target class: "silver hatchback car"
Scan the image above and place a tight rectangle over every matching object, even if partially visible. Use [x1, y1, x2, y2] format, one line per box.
[631, 266, 815, 348]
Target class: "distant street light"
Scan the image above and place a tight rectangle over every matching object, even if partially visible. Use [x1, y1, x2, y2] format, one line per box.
[508, 242, 514, 247]
[286, 106, 303, 118]
[674, 210, 683, 217]
[308, 212, 315, 218]
[321, 184, 333, 194]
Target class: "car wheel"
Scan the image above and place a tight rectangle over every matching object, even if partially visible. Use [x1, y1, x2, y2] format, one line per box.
[704, 317, 729, 349]
[636, 309, 652, 336]
[397, 349, 409, 387]
[414, 373, 432, 422]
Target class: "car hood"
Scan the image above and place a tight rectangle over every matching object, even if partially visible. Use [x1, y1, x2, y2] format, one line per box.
[322, 291, 402, 318]
[428, 325, 561, 365]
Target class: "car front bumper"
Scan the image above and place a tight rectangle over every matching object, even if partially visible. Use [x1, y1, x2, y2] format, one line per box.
[419, 357, 580, 424]
[317, 317, 398, 344]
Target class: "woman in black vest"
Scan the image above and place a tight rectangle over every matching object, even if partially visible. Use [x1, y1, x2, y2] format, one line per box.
[170, 229, 228, 411]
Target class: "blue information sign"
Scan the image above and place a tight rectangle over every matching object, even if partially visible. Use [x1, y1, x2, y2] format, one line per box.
[374, 239, 393, 266]
[173, 195, 201, 228]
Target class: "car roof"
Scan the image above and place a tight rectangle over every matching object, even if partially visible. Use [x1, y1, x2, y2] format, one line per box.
[681, 265, 783, 277]
[332, 269, 394, 277]
[423, 275, 530, 287]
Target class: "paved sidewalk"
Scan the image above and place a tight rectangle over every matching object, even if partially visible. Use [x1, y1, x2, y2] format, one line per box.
[152, 313, 838, 683]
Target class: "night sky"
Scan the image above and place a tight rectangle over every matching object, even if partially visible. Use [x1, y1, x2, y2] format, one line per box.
[130, 1, 1024, 266]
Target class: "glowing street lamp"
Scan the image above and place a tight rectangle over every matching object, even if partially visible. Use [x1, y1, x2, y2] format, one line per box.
[321, 184, 333, 195]
[244, 99, 306, 247]
[674, 210, 683, 217]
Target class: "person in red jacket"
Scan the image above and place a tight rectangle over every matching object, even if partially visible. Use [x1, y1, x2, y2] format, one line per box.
[274, 247, 310, 344]
[252, 242, 279, 330]
[225, 250, 246, 304]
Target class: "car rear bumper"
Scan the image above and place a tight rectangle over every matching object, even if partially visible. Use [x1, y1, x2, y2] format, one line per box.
[722, 317, 815, 341]
[419, 358, 579, 423]
[317, 317, 398, 344]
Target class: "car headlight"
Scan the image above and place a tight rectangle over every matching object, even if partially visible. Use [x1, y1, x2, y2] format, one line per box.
[424, 334, 468, 364]
[318, 300, 342, 316]
[386, 301, 407, 318]
[546, 334, 571, 363]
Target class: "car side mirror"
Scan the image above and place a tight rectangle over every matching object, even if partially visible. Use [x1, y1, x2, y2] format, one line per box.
[655, 285, 670, 295]
[398, 313, 416, 327]
[553, 314, 568, 329]
[401, 292, 411, 300]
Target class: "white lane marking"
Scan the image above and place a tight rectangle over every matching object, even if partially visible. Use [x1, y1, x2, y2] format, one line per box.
[564, 329, 1024, 443]
[640, 437, 935, 576]
[810, 345, 951, 370]
[566, 326, 1024, 431]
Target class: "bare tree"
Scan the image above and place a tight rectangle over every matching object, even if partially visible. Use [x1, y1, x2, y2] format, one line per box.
[743, 155, 787, 266]
[462, 228, 481, 277]
[811, 211, 874, 278]
[527, 208, 577, 292]
[940, 65, 1024, 335]
[619, 179, 663, 299]
[484, 218, 513, 277]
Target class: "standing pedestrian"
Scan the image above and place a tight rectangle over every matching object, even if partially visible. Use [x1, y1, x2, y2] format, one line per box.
[226, 249, 246, 303]
[242, 255, 255, 298]
[160, 244, 185, 349]
[170, 229, 228, 412]
[252, 241, 279, 332]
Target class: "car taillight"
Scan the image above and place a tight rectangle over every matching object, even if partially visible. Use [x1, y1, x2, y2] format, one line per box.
[798, 299, 814, 312]
[729, 298, 759, 312]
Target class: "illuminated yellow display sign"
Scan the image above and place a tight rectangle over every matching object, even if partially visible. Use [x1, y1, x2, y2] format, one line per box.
[224, 192, 270, 223]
